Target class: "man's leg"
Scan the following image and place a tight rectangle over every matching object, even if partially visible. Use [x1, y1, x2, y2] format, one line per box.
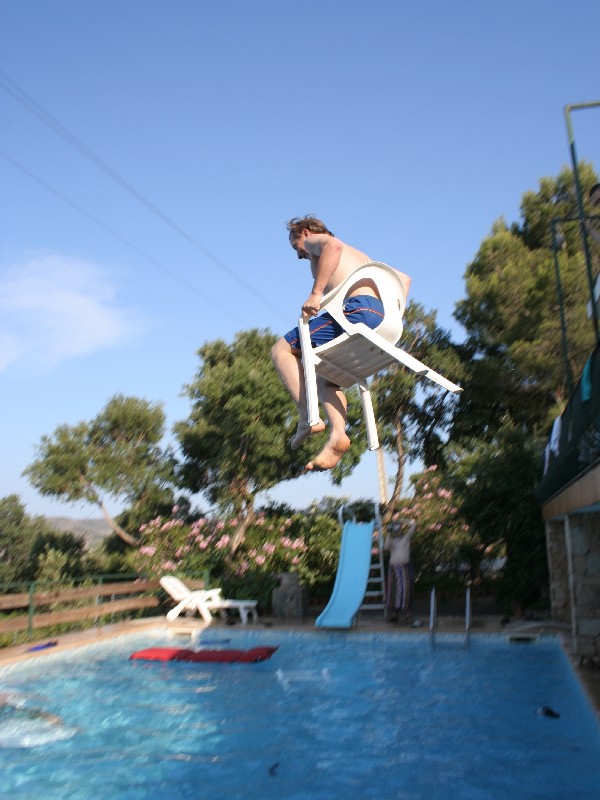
[305, 377, 351, 471]
[271, 337, 325, 448]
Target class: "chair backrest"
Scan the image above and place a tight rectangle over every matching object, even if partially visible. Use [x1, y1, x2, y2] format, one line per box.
[319, 262, 407, 345]
[160, 575, 190, 601]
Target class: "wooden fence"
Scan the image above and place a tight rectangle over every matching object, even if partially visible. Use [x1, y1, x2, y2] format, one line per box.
[0, 577, 206, 636]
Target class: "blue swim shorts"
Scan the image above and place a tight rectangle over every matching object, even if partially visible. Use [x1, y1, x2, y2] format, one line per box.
[284, 295, 384, 351]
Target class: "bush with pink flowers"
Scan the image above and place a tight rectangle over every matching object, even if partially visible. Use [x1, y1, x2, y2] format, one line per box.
[134, 509, 342, 610]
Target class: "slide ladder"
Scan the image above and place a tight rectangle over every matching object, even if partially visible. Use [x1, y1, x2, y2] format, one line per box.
[315, 518, 374, 629]
[359, 519, 386, 614]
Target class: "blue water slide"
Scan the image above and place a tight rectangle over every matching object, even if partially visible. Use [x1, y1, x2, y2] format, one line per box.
[315, 521, 374, 629]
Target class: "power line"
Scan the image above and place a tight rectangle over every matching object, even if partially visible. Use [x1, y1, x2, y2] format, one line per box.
[0, 149, 250, 327]
[0, 69, 286, 321]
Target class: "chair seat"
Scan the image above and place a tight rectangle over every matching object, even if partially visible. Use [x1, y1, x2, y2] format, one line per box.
[313, 329, 400, 387]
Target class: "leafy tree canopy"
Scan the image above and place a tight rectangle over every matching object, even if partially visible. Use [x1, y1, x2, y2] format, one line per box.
[24, 395, 176, 545]
[175, 328, 367, 517]
[0, 495, 84, 585]
[444, 420, 548, 611]
[374, 300, 465, 510]
[453, 164, 599, 438]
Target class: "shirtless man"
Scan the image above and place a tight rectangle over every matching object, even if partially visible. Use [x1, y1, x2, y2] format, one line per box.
[271, 215, 411, 472]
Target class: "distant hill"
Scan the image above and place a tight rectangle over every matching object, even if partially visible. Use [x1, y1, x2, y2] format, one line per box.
[45, 517, 112, 549]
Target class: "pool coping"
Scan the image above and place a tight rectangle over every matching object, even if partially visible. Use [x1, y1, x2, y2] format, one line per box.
[1, 614, 599, 719]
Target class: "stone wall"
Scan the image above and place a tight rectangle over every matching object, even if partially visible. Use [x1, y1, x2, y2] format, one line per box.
[545, 513, 600, 663]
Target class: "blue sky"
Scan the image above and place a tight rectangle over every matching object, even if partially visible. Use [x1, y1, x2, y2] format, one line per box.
[1, 0, 599, 521]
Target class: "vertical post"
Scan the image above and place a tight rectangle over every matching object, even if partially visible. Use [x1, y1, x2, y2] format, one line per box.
[564, 515, 578, 654]
[564, 103, 600, 342]
[376, 447, 388, 506]
[551, 221, 575, 395]
[429, 587, 437, 632]
[465, 586, 472, 632]
[27, 581, 36, 636]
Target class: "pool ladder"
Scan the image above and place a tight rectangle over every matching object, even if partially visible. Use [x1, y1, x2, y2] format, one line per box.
[428, 586, 472, 634]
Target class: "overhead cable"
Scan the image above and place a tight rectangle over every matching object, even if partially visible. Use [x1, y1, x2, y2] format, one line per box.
[0, 149, 249, 327]
[0, 69, 286, 321]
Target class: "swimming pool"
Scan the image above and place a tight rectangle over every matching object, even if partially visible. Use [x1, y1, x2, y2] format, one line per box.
[0, 629, 599, 799]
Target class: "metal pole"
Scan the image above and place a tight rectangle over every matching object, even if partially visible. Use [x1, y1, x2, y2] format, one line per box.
[465, 586, 471, 632]
[429, 587, 436, 631]
[376, 447, 388, 506]
[551, 220, 575, 395]
[564, 102, 600, 342]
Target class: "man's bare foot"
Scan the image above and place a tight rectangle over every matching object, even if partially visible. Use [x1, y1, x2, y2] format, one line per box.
[304, 435, 351, 471]
[290, 420, 326, 449]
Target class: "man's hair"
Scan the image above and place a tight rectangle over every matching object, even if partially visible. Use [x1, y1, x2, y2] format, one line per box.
[286, 216, 334, 238]
[589, 183, 600, 205]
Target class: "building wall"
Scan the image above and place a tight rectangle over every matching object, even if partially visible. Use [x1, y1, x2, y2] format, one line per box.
[545, 513, 600, 663]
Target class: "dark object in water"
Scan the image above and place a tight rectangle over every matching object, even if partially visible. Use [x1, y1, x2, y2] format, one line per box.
[269, 762, 280, 776]
[536, 705, 560, 718]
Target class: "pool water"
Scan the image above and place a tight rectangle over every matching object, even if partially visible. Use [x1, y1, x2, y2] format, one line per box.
[0, 630, 599, 799]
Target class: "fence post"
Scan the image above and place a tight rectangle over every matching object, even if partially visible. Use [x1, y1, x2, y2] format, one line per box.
[27, 581, 36, 636]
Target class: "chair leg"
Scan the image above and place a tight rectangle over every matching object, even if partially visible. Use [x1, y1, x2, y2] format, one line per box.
[166, 598, 194, 621]
[298, 316, 321, 426]
[359, 384, 380, 450]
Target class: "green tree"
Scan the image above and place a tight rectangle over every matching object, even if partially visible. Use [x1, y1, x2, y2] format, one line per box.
[445, 421, 548, 613]
[374, 301, 465, 515]
[176, 329, 366, 553]
[24, 395, 176, 546]
[447, 166, 598, 612]
[454, 164, 599, 438]
[0, 495, 84, 585]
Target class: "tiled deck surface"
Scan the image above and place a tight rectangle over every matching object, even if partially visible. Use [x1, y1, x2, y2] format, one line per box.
[1, 614, 598, 718]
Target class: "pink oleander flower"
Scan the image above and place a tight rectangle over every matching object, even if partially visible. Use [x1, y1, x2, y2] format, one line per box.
[236, 560, 249, 577]
[215, 535, 231, 549]
[215, 520, 225, 531]
[262, 543, 276, 555]
[291, 538, 305, 550]
[162, 561, 176, 571]
[139, 546, 156, 556]
[254, 555, 266, 565]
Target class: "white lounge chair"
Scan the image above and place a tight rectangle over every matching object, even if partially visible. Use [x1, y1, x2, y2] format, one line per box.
[298, 261, 462, 450]
[159, 576, 258, 625]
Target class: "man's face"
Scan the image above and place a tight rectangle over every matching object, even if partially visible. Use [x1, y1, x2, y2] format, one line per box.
[289, 230, 310, 260]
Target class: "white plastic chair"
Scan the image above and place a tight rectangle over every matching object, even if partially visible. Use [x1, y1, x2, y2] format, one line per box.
[160, 576, 258, 624]
[298, 261, 462, 450]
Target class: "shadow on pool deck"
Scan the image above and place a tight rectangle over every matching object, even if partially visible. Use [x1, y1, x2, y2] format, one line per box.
[1, 613, 599, 719]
